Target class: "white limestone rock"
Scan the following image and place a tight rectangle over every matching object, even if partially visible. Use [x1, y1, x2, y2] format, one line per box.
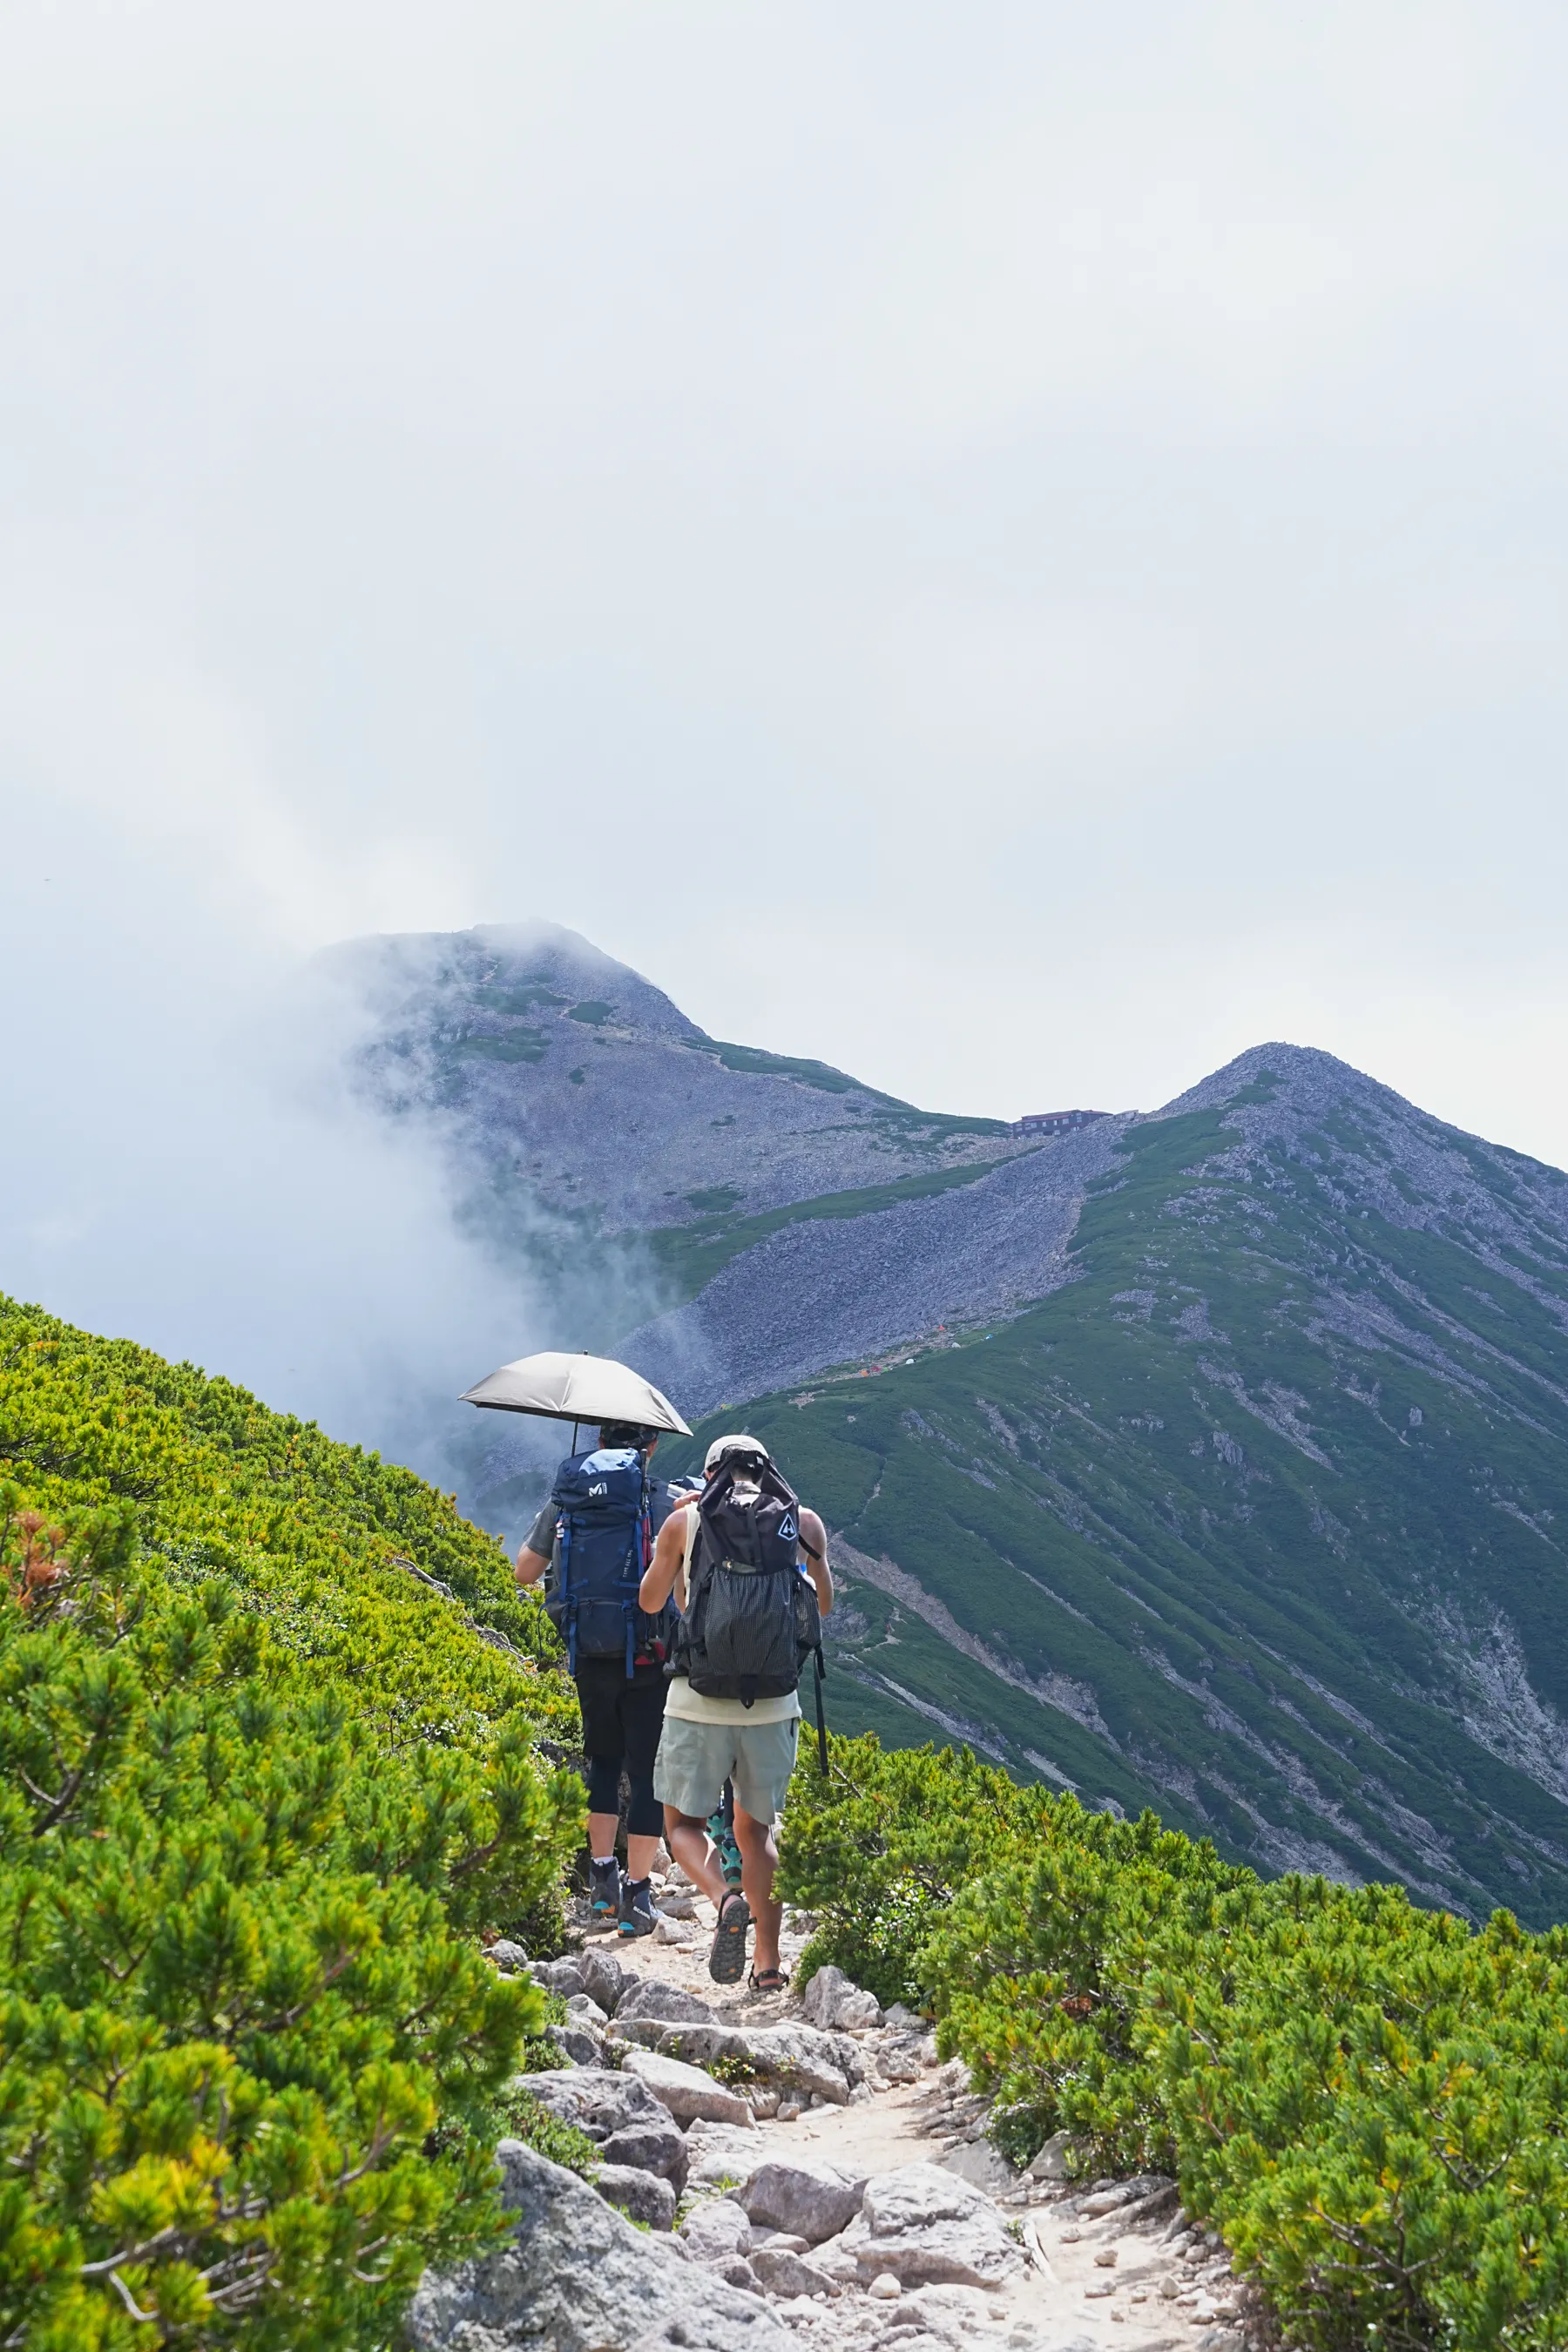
[837, 2166, 1024, 2290]
[685, 2124, 775, 2194]
[801, 1964, 882, 2033]
[938, 2142, 1017, 2197]
[515, 2065, 683, 2184]
[598, 2116, 689, 2185]
[733, 2160, 868, 2246]
[682, 2199, 754, 2263]
[801, 2234, 860, 2285]
[751, 2247, 839, 2299]
[532, 1948, 631, 2014]
[552, 2024, 611, 2068]
[652, 2022, 860, 2105]
[616, 1978, 717, 2027]
[620, 2047, 755, 2127]
[1024, 2130, 1074, 2182]
[596, 2164, 678, 2232]
[408, 2141, 788, 2352]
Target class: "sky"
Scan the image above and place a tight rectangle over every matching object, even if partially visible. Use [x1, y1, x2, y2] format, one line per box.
[5, 2, 1568, 1449]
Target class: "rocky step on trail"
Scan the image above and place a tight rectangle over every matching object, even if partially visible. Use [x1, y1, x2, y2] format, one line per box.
[408, 1876, 1265, 2352]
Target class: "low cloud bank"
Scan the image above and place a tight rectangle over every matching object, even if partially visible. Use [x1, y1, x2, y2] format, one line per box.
[2, 871, 598, 1538]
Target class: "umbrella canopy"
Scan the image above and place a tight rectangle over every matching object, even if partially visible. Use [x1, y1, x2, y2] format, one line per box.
[459, 1350, 692, 1436]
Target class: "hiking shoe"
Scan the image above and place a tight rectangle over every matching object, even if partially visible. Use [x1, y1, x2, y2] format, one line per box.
[589, 1856, 621, 1920]
[706, 1808, 745, 1889]
[709, 1889, 751, 1984]
[618, 1876, 658, 1938]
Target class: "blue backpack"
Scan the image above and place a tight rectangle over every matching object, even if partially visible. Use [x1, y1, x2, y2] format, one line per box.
[544, 1448, 672, 1675]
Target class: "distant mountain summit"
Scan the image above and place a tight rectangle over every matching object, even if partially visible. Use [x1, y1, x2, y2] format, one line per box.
[335, 923, 1568, 1924]
[331, 919, 1024, 1234]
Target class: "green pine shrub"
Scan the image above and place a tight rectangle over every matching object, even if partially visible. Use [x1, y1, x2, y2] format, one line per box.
[779, 1734, 1037, 2005]
[0, 1298, 580, 1757]
[781, 1732, 1568, 2351]
[487, 2087, 599, 2181]
[0, 1296, 591, 2346]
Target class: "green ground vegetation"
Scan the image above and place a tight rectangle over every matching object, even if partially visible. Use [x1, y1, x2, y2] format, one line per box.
[679, 1036, 902, 1098]
[781, 1734, 1568, 2352]
[454, 1031, 548, 1064]
[0, 1294, 585, 2349]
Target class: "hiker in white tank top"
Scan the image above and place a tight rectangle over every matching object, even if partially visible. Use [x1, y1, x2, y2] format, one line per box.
[639, 1435, 833, 1992]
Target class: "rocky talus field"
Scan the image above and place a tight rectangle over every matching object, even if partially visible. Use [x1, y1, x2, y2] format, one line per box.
[413, 1876, 1254, 2352]
[345, 921, 1568, 1925]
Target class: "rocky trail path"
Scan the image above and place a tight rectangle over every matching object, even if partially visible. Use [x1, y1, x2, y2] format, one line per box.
[409, 1872, 1262, 2352]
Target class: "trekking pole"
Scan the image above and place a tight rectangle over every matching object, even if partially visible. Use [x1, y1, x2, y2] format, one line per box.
[814, 1646, 828, 1775]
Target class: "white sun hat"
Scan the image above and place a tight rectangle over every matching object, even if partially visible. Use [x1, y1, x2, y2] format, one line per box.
[703, 1432, 770, 1472]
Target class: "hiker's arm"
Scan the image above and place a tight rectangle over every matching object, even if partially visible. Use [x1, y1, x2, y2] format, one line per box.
[800, 1509, 833, 1615]
[514, 1501, 558, 1590]
[639, 1505, 691, 1613]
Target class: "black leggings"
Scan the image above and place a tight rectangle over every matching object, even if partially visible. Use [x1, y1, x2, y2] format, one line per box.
[576, 1659, 666, 1840]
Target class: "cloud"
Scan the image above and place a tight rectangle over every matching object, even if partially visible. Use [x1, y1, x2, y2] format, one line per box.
[4, 0, 1568, 1445]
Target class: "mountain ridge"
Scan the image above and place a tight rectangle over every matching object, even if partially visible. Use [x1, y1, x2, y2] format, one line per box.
[340, 924, 1568, 1921]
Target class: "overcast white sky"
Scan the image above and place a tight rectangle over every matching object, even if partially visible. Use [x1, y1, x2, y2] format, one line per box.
[6, 3, 1568, 1433]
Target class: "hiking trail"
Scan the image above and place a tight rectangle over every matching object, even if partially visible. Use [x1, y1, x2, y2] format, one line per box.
[533, 1872, 1260, 2352]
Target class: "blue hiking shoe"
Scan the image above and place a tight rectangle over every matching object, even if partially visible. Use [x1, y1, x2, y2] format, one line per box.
[618, 1876, 658, 1938]
[589, 1855, 621, 1920]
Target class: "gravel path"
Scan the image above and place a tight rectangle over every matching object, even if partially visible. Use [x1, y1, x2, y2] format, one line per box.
[588, 1878, 1258, 2352]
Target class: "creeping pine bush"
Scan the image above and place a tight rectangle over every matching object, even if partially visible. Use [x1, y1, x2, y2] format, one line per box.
[780, 1734, 1568, 2352]
[0, 1491, 584, 2349]
[0, 1296, 592, 2349]
[0, 1298, 580, 1761]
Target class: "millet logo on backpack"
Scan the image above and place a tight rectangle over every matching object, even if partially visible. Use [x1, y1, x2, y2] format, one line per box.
[589, 1480, 608, 1497]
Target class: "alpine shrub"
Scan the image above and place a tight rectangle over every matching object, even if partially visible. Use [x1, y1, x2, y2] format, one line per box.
[778, 1734, 1041, 2004]
[0, 1297, 590, 2346]
[783, 1731, 1568, 2350]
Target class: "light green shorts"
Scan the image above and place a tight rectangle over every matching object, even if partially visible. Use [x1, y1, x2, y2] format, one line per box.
[654, 1713, 801, 1825]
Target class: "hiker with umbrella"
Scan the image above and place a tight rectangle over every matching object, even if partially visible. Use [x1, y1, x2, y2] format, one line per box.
[462, 1352, 693, 1939]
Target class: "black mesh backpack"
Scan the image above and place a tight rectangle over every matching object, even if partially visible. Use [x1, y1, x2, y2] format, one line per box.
[671, 1454, 823, 1713]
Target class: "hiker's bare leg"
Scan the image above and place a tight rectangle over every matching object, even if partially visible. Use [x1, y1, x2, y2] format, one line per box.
[735, 1807, 782, 1973]
[625, 1832, 661, 1879]
[665, 1806, 728, 1905]
[588, 1813, 661, 1882]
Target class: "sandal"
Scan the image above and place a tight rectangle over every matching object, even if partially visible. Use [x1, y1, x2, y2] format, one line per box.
[708, 1889, 751, 1984]
[748, 1966, 789, 1997]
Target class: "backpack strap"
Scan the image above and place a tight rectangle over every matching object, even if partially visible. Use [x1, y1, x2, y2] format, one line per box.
[558, 1516, 578, 1673]
[624, 1458, 655, 1680]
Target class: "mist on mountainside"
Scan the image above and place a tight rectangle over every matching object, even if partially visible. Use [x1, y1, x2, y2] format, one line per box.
[0, 890, 666, 1530]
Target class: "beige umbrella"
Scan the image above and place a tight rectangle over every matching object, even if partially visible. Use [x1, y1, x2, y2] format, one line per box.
[459, 1350, 692, 1436]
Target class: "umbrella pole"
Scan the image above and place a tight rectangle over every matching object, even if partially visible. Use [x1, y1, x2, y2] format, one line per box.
[572, 1420, 580, 1456]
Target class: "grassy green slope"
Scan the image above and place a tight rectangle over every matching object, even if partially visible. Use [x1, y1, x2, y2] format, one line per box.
[663, 1078, 1568, 1926]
